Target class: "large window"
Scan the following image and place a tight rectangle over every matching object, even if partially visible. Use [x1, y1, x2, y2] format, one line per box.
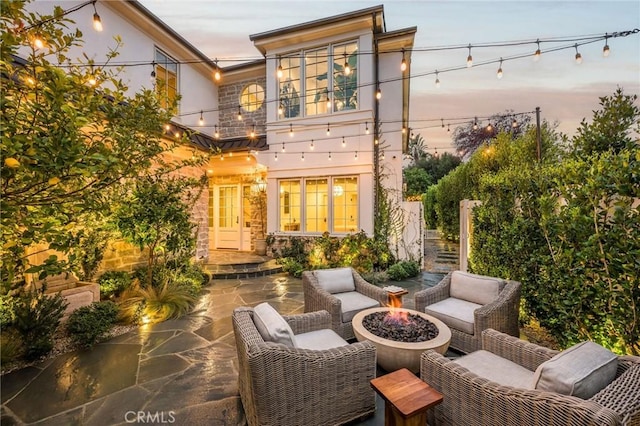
[278, 41, 358, 119]
[155, 49, 178, 110]
[279, 176, 358, 233]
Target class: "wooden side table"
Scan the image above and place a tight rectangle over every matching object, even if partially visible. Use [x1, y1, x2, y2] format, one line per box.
[370, 368, 443, 426]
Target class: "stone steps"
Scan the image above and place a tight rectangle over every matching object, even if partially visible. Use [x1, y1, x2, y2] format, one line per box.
[205, 258, 283, 279]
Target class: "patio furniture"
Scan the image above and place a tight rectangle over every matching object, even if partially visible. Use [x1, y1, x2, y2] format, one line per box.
[414, 270, 520, 353]
[232, 303, 377, 426]
[421, 328, 640, 426]
[302, 267, 388, 340]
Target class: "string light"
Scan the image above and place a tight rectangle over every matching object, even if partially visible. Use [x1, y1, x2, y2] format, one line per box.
[326, 123, 331, 136]
[246, 152, 251, 161]
[603, 34, 610, 57]
[229, 151, 233, 157]
[447, 124, 450, 132]
[328, 152, 332, 160]
[88, 74, 97, 86]
[365, 122, 370, 134]
[301, 152, 305, 161]
[277, 56, 283, 79]
[164, 124, 170, 132]
[400, 48, 407, 72]
[497, 58, 503, 79]
[374, 138, 379, 145]
[380, 152, 385, 160]
[150, 62, 156, 82]
[466, 44, 473, 67]
[435, 70, 440, 88]
[473, 117, 478, 130]
[326, 92, 332, 110]
[92, 1, 102, 32]
[355, 151, 358, 160]
[220, 153, 224, 161]
[237, 106, 243, 121]
[32, 34, 45, 49]
[342, 137, 346, 148]
[278, 103, 284, 116]
[574, 44, 582, 64]
[275, 152, 278, 161]
[289, 124, 294, 137]
[198, 111, 204, 126]
[486, 122, 493, 132]
[441, 118, 445, 129]
[310, 139, 314, 150]
[402, 126, 406, 134]
[282, 142, 285, 152]
[250, 125, 256, 139]
[375, 87, 382, 100]
[343, 53, 351, 76]
[512, 118, 518, 128]
[214, 125, 219, 139]
[533, 39, 541, 62]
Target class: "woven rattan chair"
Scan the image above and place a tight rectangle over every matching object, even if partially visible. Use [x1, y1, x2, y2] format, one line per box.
[232, 306, 377, 426]
[302, 267, 388, 340]
[421, 329, 640, 426]
[414, 271, 521, 353]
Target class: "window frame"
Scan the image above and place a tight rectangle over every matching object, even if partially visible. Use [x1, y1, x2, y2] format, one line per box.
[240, 83, 265, 112]
[277, 40, 358, 120]
[277, 176, 359, 234]
[154, 48, 179, 111]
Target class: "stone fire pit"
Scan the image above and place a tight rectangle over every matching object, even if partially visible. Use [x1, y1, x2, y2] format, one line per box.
[352, 307, 451, 373]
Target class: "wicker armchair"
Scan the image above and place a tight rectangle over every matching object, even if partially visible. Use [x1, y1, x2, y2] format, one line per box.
[421, 329, 640, 426]
[232, 306, 377, 426]
[414, 271, 521, 353]
[302, 267, 388, 340]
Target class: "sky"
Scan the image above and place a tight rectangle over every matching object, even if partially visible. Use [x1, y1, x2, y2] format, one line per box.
[139, 0, 640, 153]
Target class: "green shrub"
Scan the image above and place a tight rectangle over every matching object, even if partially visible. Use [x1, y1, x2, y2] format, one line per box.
[98, 271, 132, 300]
[1, 329, 23, 364]
[386, 260, 420, 281]
[118, 282, 197, 324]
[66, 301, 119, 348]
[11, 289, 67, 360]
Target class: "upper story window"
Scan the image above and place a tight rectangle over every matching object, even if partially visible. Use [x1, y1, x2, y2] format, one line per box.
[278, 41, 358, 120]
[155, 49, 178, 110]
[240, 83, 265, 112]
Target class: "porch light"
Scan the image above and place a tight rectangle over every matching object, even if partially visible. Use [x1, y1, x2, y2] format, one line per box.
[92, 2, 102, 32]
[255, 178, 267, 193]
[333, 185, 344, 196]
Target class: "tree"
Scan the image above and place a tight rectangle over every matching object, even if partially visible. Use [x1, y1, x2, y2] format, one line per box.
[452, 110, 532, 157]
[403, 167, 432, 198]
[416, 152, 462, 183]
[406, 133, 428, 165]
[571, 87, 639, 157]
[0, 2, 205, 290]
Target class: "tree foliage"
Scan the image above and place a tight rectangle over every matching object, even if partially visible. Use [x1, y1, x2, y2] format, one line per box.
[452, 110, 532, 157]
[0, 1, 206, 291]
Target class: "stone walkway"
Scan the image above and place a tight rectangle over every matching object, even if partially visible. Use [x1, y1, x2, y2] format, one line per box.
[1, 239, 459, 425]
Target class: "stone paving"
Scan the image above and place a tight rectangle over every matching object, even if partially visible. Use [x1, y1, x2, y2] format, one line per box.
[1, 239, 459, 425]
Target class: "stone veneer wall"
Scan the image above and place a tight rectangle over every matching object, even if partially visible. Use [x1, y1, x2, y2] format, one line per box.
[98, 145, 210, 274]
[218, 77, 267, 139]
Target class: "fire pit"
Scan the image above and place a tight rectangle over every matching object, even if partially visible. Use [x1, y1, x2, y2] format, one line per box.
[352, 307, 451, 373]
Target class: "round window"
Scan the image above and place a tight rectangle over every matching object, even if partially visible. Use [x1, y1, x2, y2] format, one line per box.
[240, 83, 265, 112]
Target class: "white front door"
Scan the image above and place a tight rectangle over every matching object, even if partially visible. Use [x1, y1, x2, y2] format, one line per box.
[216, 185, 240, 249]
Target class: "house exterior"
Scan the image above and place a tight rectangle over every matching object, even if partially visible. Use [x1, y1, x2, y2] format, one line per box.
[23, 1, 421, 268]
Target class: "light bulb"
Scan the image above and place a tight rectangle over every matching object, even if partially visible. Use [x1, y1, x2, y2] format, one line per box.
[328, 152, 332, 161]
[277, 58, 283, 79]
[282, 142, 285, 152]
[355, 151, 358, 160]
[466, 45, 473, 67]
[214, 69, 221, 81]
[289, 124, 294, 137]
[375, 87, 382, 100]
[33, 35, 44, 49]
[435, 70, 441, 88]
[401, 58, 407, 72]
[512, 119, 518, 128]
[275, 152, 278, 161]
[486, 123, 493, 132]
[497, 59, 503, 79]
[278, 103, 283, 116]
[533, 40, 541, 62]
[301, 152, 305, 161]
[237, 107, 243, 121]
[93, 13, 103, 32]
[214, 125, 219, 139]
[310, 140, 314, 150]
[344, 63, 351, 76]
[365, 122, 370, 134]
[199, 111, 204, 126]
[250, 125, 256, 139]
[326, 123, 331, 136]
[575, 52, 582, 64]
[88, 76, 97, 86]
[603, 44, 610, 57]
[342, 137, 346, 148]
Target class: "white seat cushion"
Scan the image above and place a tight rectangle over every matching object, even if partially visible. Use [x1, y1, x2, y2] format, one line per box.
[532, 341, 618, 399]
[333, 291, 380, 322]
[253, 302, 297, 348]
[450, 271, 505, 305]
[313, 268, 355, 294]
[424, 297, 480, 335]
[295, 329, 350, 351]
[454, 350, 535, 389]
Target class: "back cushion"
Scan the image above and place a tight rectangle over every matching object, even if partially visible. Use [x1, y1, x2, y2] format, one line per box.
[313, 268, 355, 294]
[253, 302, 297, 348]
[450, 271, 505, 305]
[532, 341, 618, 399]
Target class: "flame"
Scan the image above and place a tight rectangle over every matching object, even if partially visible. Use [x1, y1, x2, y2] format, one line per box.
[386, 293, 409, 324]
